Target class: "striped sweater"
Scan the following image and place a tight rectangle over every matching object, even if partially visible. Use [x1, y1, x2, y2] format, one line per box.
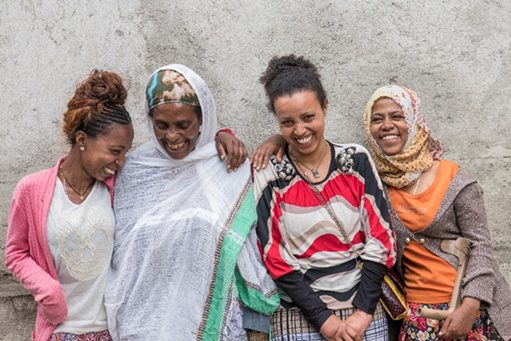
[254, 142, 396, 329]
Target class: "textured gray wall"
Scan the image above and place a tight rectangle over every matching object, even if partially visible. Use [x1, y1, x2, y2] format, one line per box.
[1, 0, 510, 338]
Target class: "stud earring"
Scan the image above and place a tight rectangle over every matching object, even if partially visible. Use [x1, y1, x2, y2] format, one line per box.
[79, 144, 85, 151]
[199, 126, 202, 134]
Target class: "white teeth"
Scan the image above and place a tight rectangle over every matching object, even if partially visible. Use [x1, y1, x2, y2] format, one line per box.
[168, 142, 184, 150]
[105, 167, 115, 175]
[382, 135, 399, 140]
[296, 136, 312, 144]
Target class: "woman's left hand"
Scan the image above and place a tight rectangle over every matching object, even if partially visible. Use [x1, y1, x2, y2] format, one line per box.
[344, 309, 372, 340]
[251, 134, 286, 171]
[438, 297, 480, 339]
[215, 131, 248, 172]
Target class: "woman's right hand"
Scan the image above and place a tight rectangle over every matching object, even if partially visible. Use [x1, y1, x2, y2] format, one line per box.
[251, 134, 286, 171]
[39, 283, 68, 325]
[438, 297, 480, 339]
[344, 309, 371, 341]
[320, 315, 357, 341]
[215, 130, 248, 172]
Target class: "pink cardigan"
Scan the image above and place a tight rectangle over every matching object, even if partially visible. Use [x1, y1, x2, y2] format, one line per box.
[5, 157, 114, 341]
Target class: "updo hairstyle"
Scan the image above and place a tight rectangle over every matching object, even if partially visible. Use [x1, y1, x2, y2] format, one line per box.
[63, 70, 132, 144]
[259, 54, 327, 114]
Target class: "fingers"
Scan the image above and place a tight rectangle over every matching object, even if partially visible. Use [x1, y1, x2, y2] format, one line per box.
[250, 153, 260, 170]
[251, 147, 271, 171]
[252, 134, 285, 170]
[438, 316, 452, 339]
[227, 140, 247, 171]
[261, 151, 270, 170]
[251, 150, 262, 171]
[230, 149, 241, 171]
[339, 328, 354, 341]
[216, 132, 248, 172]
[238, 141, 248, 167]
[216, 140, 227, 161]
[442, 323, 469, 340]
[276, 144, 285, 163]
[439, 311, 471, 340]
[332, 320, 354, 341]
[344, 324, 360, 341]
[225, 145, 237, 172]
[217, 139, 242, 172]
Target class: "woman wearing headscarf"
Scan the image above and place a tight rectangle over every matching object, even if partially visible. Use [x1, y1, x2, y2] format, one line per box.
[252, 84, 511, 341]
[363, 85, 510, 341]
[105, 64, 279, 340]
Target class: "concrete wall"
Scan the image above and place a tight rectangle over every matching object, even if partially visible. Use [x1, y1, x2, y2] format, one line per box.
[1, 0, 510, 338]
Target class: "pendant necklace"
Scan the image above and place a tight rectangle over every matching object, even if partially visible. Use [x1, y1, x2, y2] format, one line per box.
[291, 141, 328, 180]
[59, 167, 95, 202]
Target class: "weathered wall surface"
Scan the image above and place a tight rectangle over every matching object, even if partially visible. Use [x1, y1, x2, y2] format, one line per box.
[1, 0, 510, 338]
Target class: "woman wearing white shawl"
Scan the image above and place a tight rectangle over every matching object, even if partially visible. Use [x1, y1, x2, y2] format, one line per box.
[105, 64, 279, 340]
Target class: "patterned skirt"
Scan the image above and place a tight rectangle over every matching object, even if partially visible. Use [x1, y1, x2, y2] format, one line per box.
[48, 330, 111, 341]
[270, 304, 388, 341]
[399, 302, 504, 341]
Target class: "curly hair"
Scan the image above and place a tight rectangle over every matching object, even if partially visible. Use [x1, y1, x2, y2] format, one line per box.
[259, 54, 327, 113]
[63, 70, 132, 144]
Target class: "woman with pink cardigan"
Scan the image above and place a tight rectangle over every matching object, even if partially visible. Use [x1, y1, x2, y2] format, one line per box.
[5, 70, 246, 341]
[5, 70, 134, 341]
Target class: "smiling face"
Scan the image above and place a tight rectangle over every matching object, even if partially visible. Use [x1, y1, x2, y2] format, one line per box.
[78, 123, 134, 181]
[151, 102, 202, 159]
[274, 90, 326, 161]
[370, 97, 409, 156]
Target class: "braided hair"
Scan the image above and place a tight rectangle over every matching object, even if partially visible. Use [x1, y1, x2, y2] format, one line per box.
[63, 70, 132, 144]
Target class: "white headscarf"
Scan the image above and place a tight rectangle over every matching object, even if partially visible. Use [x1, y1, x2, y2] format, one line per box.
[139, 64, 218, 167]
[105, 65, 277, 340]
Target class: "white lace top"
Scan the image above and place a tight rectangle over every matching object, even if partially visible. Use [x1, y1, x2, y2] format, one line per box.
[47, 179, 114, 334]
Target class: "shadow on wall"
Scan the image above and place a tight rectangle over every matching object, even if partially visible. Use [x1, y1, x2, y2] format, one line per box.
[0, 295, 36, 340]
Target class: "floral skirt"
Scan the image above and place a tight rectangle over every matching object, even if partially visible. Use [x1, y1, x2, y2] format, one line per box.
[399, 302, 503, 341]
[49, 330, 111, 341]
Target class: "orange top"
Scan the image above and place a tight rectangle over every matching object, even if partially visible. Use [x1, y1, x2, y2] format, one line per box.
[389, 160, 460, 303]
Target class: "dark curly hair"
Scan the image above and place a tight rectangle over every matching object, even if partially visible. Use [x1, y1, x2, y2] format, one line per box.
[259, 54, 327, 113]
[63, 70, 132, 144]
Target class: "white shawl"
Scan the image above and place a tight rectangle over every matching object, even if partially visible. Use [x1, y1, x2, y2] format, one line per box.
[105, 64, 278, 341]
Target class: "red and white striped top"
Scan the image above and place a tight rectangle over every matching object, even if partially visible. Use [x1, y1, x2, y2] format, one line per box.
[254, 142, 395, 323]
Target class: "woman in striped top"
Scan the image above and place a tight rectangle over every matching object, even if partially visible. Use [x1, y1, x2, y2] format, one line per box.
[253, 55, 396, 341]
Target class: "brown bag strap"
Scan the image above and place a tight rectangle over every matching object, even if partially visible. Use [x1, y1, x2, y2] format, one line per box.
[308, 184, 350, 243]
